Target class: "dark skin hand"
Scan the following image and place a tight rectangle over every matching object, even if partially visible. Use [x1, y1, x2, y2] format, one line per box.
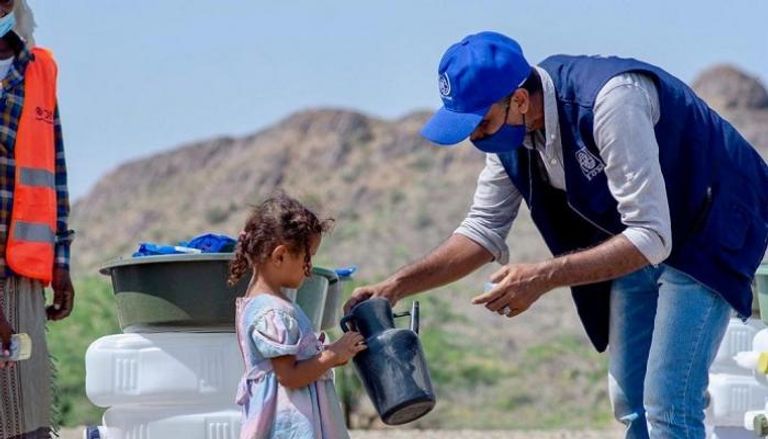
[0, 268, 76, 368]
[48, 267, 75, 321]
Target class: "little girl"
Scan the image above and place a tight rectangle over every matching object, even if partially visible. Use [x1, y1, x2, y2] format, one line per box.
[229, 194, 366, 439]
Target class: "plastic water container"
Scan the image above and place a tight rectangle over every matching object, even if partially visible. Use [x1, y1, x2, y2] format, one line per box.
[708, 373, 768, 426]
[711, 318, 765, 375]
[295, 274, 329, 331]
[96, 405, 241, 439]
[86, 333, 243, 407]
[320, 278, 342, 331]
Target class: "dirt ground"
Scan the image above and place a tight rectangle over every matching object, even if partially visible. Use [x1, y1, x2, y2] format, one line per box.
[60, 427, 625, 439]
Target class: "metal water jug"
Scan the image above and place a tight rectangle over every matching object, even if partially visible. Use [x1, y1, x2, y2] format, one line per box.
[340, 298, 436, 425]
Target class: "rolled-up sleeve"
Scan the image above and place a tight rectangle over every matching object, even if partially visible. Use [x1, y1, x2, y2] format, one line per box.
[593, 73, 672, 265]
[454, 154, 522, 264]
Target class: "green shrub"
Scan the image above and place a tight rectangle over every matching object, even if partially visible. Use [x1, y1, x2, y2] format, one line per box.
[49, 276, 119, 426]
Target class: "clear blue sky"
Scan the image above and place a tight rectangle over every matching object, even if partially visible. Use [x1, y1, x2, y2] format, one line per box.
[28, 0, 768, 200]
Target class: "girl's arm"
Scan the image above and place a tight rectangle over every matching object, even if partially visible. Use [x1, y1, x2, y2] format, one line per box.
[271, 331, 366, 389]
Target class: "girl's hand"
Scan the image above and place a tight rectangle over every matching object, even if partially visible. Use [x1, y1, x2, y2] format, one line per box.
[327, 331, 366, 366]
[271, 332, 367, 389]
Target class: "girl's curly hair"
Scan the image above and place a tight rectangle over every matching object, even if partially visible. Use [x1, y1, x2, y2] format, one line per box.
[227, 194, 334, 287]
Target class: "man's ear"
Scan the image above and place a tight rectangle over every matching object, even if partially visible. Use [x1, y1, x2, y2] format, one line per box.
[512, 88, 530, 114]
[271, 245, 289, 266]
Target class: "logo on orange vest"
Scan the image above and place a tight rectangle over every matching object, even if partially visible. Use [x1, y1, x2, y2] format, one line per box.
[575, 147, 605, 181]
[35, 106, 54, 125]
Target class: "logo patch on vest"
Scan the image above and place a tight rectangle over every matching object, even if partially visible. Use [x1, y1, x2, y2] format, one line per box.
[35, 106, 54, 125]
[439, 72, 452, 99]
[575, 147, 605, 180]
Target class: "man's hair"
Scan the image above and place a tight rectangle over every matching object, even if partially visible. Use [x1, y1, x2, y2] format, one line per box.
[497, 69, 543, 104]
[520, 68, 542, 96]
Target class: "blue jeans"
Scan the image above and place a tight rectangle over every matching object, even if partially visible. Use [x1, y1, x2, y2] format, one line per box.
[608, 264, 731, 438]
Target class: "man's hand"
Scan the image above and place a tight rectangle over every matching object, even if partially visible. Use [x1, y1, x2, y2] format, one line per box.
[471, 262, 554, 318]
[343, 281, 399, 315]
[0, 315, 14, 369]
[47, 267, 74, 321]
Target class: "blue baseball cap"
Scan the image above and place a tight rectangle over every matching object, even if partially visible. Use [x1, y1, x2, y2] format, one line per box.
[421, 32, 532, 146]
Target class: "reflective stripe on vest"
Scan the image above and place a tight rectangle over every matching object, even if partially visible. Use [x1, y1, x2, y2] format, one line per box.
[6, 47, 58, 284]
[14, 222, 55, 244]
[19, 168, 55, 189]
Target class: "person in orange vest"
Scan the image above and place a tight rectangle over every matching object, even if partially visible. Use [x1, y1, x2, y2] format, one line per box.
[0, 1, 75, 437]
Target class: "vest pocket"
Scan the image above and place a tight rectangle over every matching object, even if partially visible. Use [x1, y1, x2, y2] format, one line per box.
[721, 202, 750, 250]
[712, 197, 767, 279]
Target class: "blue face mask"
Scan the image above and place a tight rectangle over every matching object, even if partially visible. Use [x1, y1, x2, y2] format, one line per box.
[471, 97, 527, 154]
[0, 11, 15, 39]
[471, 123, 526, 153]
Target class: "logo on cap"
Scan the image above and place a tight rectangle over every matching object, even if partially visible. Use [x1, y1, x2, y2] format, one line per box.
[438, 72, 451, 98]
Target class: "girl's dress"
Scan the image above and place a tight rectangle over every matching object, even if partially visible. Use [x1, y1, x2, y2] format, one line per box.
[235, 294, 348, 439]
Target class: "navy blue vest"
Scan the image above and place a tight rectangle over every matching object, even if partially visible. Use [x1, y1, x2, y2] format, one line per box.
[497, 55, 768, 352]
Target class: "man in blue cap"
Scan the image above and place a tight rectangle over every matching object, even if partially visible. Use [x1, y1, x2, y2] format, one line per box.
[346, 31, 768, 437]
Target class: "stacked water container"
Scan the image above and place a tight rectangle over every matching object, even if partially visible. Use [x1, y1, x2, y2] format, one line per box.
[85, 332, 243, 439]
[728, 263, 768, 438]
[83, 254, 350, 439]
[706, 317, 767, 438]
[705, 262, 768, 439]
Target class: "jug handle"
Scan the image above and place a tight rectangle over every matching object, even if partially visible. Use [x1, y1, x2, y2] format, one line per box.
[340, 314, 354, 333]
[393, 301, 420, 334]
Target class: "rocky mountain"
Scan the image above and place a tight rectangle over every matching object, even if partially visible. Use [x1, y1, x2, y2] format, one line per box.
[693, 65, 768, 153]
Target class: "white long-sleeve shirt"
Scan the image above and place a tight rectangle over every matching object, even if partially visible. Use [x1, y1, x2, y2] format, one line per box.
[455, 66, 672, 265]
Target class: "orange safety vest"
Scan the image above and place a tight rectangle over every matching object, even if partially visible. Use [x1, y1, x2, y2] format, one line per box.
[6, 47, 58, 285]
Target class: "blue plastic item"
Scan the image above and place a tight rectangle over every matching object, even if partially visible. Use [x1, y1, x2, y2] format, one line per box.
[335, 265, 357, 280]
[186, 233, 237, 253]
[132, 233, 236, 258]
[132, 243, 201, 258]
[85, 426, 103, 439]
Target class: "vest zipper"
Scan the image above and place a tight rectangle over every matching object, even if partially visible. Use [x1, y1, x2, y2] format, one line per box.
[528, 148, 614, 237]
[566, 201, 614, 237]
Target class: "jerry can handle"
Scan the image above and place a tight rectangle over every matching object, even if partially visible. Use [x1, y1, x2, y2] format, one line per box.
[393, 301, 420, 334]
[339, 314, 354, 333]
[410, 301, 420, 334]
